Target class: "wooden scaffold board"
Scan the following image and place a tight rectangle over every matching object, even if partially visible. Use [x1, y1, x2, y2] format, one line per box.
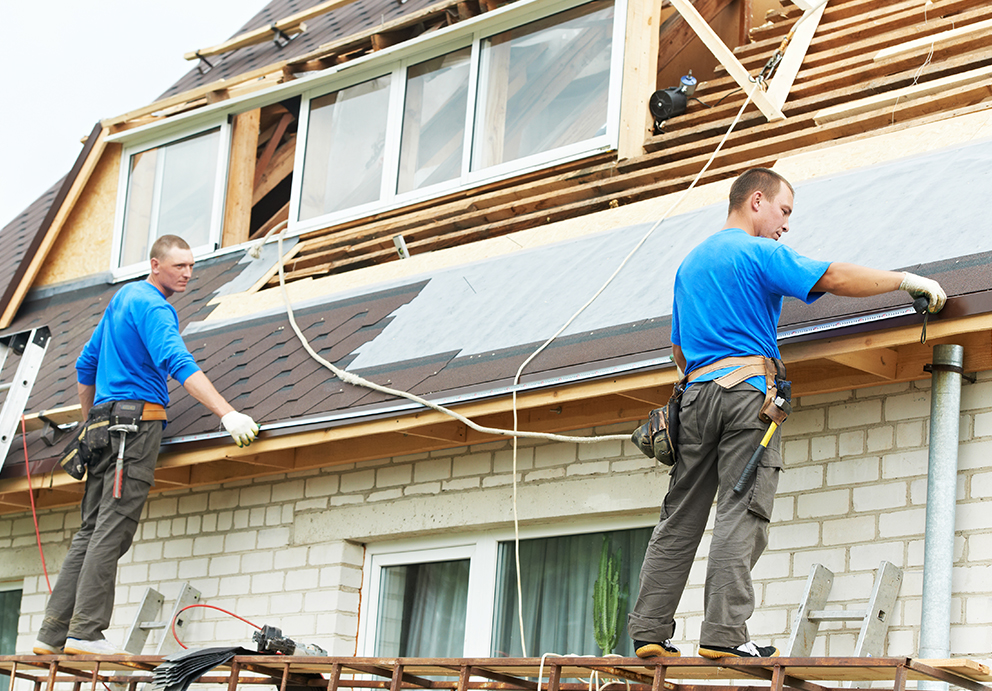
[0, 655, 989, 691]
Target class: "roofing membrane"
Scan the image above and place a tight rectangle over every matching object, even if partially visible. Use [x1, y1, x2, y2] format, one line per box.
[2, 111, 991, 474]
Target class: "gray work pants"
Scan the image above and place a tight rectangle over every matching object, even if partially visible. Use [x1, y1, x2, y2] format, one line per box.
[38, 420, 160, 645]
[628, 381, 781, 647]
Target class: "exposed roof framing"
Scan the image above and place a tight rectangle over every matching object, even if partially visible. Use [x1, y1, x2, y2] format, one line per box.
[183, 0, 363, 60]
[268, 0, 992, 287]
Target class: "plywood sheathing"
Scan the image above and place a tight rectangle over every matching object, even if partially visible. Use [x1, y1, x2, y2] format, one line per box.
[0, 124, 109, 328]
[264, 0, 992, 287]
[34, 146, 122, 287]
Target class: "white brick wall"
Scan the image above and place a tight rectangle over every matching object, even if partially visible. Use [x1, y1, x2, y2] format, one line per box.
[2, 372, 991, 664]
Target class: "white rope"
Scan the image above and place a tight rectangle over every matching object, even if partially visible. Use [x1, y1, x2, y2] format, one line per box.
[273, 231, 630, 444]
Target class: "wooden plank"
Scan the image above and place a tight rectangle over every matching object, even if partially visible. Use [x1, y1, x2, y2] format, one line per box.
[825, 347, 898, 379]
[618, 0, 663, 159]
[287, 0, 467, 68]
[103, 62, 291, 129]
[222, 108, 261, 249]
[874, 17, 992, 62]
[21, 405, 83, 433]
[668, 0, 786, 121]
[764, 0, 828, 110]
[183, 0, 361, 61]
[814, 64, 992, 124]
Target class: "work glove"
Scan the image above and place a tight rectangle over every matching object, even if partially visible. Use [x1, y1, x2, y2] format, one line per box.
[221, 411, 260, 447]
[900, 272, 946, 313]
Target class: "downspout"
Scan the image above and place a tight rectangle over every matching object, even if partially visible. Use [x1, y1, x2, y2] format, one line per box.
[918, 344, 964, 673]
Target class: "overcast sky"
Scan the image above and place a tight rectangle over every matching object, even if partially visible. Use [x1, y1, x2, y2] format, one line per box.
[0, 0, 267, 228]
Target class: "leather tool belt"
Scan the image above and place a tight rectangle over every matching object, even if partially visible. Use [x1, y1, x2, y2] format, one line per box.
[631, 355, 792, 466]
[59, 400, 167, 480]
[688, 355, 792, 424]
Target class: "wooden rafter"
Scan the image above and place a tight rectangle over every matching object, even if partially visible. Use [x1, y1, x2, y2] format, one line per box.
[183, 0, 362, 61]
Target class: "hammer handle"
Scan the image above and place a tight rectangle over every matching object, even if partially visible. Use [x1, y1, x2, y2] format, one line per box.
[733, 421, 778, 495]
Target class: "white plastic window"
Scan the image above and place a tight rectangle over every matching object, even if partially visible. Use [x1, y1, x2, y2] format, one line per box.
[359, 522, 651, 658]
[473, 0, 615, 172]
[293, 0, 620, 231]
[299, 75, 393, 221]
[117, 126, 226, 269]
[398, 47, 473, 195]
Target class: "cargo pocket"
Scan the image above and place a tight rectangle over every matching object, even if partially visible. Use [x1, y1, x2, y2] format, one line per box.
[746, 434, 782, 522]
[115, 461, 154, 521]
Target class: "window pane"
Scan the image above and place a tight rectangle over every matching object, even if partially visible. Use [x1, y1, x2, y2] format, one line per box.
[493, 528, 650, 657]
[398, 47, 472, 194]
[0, 589, 21, 691]
[300, 75, 392, 220]
[375, 559, 469, 657]
[473, 0, 614, 171]
[121, 128, 220, 267]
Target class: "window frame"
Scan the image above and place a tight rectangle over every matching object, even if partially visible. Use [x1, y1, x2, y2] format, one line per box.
[111, 118, 232, 279]
[356, 514, 654, 657]
[104, 0, 628, 262]
[290, 0, 626, 234]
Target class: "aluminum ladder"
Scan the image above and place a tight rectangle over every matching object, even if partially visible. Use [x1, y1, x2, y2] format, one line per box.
[123, 582, 202, 654]
[0, 327, 51, 472]
[787, 560, 903, 657]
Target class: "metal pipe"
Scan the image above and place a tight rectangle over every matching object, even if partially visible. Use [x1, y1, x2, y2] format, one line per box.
[919, 344, 963, 671]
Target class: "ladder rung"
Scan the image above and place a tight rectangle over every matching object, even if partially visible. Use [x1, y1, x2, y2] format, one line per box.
[0, 382, 11, 393]
[808, 609, 868, 622]
[139, 620, 168, 630]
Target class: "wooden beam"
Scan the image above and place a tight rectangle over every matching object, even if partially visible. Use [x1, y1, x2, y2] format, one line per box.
[764, 1, 829, 111]
[222, 108, 261, 249]
[814, 64, 992, 124]
[254, 113, 294, 189]
[102, 62, 292, 129]
[253, 134, 297, 205]
[21, 405, 83, 433]
[183, 0, 361, 61]
[668, 0, 786, 121]
[401, 422, 468, 444]
[825, 347, 898, 380]
[618, 0, 663, 159]
[874, 17, 992, 63]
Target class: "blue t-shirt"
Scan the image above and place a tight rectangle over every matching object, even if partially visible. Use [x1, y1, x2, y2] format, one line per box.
[672, 228, 830, 390]
[77, 281, 201, 408]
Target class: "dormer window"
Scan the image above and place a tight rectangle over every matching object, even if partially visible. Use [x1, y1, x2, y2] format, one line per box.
[114, 123, 230, 271]
[293, 0, 619, 231]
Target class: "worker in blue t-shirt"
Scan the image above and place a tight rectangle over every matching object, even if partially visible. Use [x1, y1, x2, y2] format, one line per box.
[628, 168, 946, 660]
[34, 235, 259, 657]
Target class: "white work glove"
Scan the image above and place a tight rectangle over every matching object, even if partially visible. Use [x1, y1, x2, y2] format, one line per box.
[900, 272, 946, 313]
[221, 411, 260, 447]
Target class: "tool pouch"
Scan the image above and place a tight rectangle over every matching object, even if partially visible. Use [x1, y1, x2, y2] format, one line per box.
[631, 381, 685, 466]
[58, 401, 114, 480]
[758, 358, 792, 425]
[110, 400, 144, 427]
